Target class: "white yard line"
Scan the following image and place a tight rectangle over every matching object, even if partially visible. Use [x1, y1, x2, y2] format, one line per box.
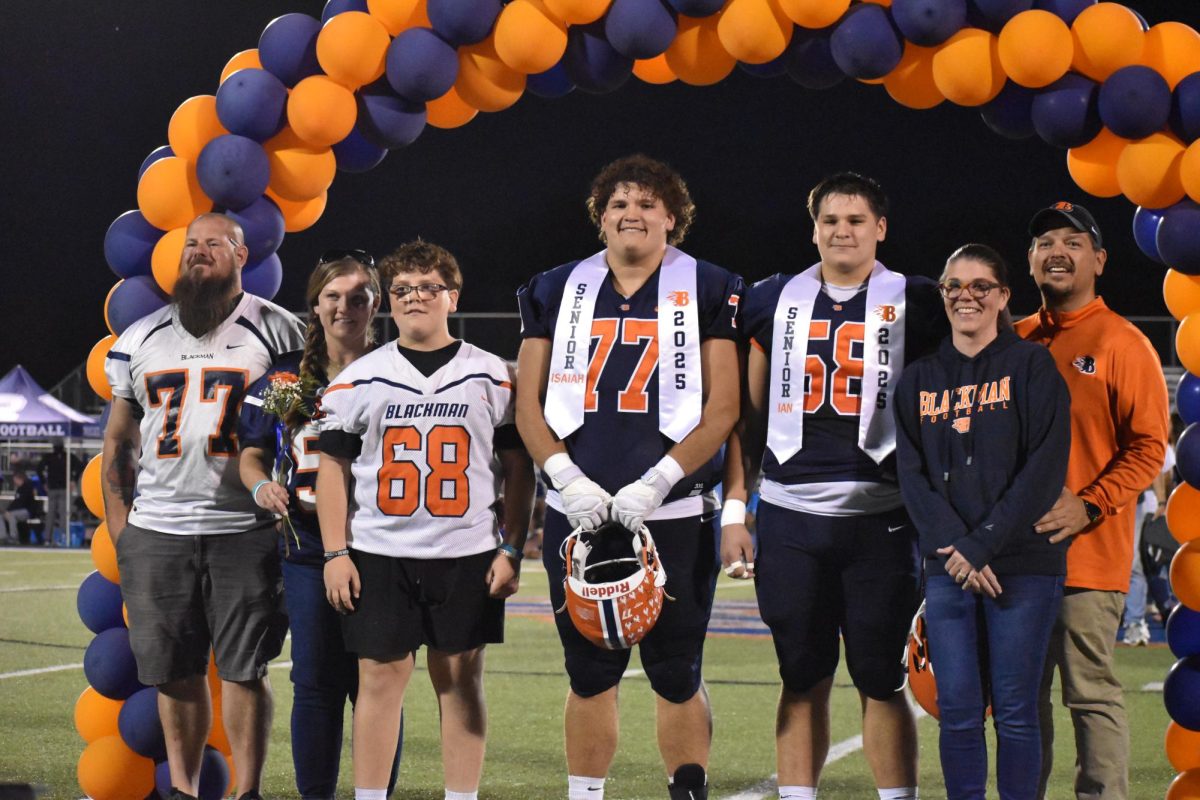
[0, 584, 79, 593]
[1142, 681, 1164, 692]
[0, 663, 83, 680]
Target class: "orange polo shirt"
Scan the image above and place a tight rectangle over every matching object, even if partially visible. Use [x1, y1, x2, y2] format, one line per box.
[1015, 297, 1168, 592]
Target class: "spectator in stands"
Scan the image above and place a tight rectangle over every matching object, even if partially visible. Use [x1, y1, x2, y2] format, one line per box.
[2, 470, 39, 544]
[38, 440, 82, 546]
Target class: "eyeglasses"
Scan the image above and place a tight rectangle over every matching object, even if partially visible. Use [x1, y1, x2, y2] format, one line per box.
[388, 283, 449, 299]
[318, 249, 375, 268]
[938, 280, 1003, 300]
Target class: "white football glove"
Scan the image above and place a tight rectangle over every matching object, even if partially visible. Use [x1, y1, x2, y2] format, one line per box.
[543, 453, 611, 531]
[611, 456, 685, 531]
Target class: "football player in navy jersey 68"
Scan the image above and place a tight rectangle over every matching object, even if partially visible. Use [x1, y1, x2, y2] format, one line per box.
[516, 155, 744, 800]
[721, 174, 946, 800]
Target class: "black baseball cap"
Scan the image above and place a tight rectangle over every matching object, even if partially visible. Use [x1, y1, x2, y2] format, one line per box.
[1028, 201, 1103, 249]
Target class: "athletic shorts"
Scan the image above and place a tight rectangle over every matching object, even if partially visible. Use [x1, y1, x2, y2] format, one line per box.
[116, 523, 286, 685]
[753, 501, 920, 700]
[342, 548, 504, 660]
[542, 508, 719, 704]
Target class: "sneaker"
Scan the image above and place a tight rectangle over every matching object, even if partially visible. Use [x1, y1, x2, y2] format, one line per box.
[1122, 620, 1150, 646]
[668, 764, 708, 800]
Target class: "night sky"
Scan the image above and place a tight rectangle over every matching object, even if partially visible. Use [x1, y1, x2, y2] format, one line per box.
[4, 0, 1198, 394]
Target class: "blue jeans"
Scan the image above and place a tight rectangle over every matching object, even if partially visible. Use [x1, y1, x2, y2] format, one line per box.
[283, 560, 403, 798]
[925, 573, 1064, 800]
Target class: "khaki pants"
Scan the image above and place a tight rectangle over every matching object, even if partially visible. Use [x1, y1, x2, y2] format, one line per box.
[1038, 589, 1128, 800]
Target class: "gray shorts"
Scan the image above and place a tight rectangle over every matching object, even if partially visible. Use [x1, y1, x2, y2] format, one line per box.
[116, 522, 286, 685]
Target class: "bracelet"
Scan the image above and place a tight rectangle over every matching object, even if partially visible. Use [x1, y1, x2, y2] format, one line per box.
[251, 479, 271, 503]
[323, 548, 350, 562]
[497, 543, 523, 562]
[720, 499, 747, 527]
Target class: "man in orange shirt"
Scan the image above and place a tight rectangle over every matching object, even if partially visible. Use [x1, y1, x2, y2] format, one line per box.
[1015, 202, 1169, 800]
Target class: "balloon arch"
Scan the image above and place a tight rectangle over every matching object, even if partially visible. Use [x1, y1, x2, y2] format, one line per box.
[71, 0, 1200, 796]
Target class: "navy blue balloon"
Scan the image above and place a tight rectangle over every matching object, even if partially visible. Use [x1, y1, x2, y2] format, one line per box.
[108, 276, 169, 334]
[1168, 604, 1200, 659]
[333, 125, 389, 173]
[197, 135, 271, 212]
[785, 26, 844, 90]
[386, 27, 459, 103]
[830, 4, 903, 81]
[137, 146, 174, 181]
[740, 50, 790, 79]
[357, 81, 428, 149]
[981, 82, 1037, 139]
[77, 571, 124, 634]
[322, 0, 368, 22]
[226, 196, 285, 264]
[155, 748, 230, 800]
[1177, 423, 1200, 488]
[968, 0, 1032, 32]
[1098, 66, 1172, 140]
[527, 60, 576, 99]
[1031, 73, 1101, 148]
[428, 0, 502, 47]
[564, 22, 633, 95]
[605, 0, 677, 60]
[892, 0, 967, 47]
[243, 253, 284, 300]
[84, 628, 144, 700]
[1133, 206, 1166, 264]
[1165, 656, 1200, 729]
[215, 68, 289, 142]
[666, 0, 723, 14]
[1179, 372, 1200, 426]
[1033, 0, 1093, 25]
[1170, 72, 1200, 144]
[118, 687, 165, 761]
[258, 13, 322, 88]
[104, 211, 162, 279]
[1158, 200, 1200, 275]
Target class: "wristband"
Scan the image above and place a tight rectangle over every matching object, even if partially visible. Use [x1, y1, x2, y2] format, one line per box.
[721, 498, 747, 527]
[323, 548, 350, 562]
[251, 479, 271, 503]
[543, 452, 585, 490]
[641, 455, 686, 497]
[497, 543, 523, 562]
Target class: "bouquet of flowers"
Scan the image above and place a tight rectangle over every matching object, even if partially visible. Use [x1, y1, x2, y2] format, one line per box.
[260, 370, 320, 551]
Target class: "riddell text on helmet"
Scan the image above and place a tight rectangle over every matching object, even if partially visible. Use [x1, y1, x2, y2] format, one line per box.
[578, 580, 632, 599]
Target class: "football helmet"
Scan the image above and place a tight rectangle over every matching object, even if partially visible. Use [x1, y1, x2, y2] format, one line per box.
[905, 600, 939, 719]
[560, 521, 668, 650]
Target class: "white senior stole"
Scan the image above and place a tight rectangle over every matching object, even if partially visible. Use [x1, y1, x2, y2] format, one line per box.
[544, 246, 703, 441]
[766, 261, 906, 464]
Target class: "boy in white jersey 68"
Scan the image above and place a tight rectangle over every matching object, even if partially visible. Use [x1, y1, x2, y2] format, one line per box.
[316, 241, 535, 800]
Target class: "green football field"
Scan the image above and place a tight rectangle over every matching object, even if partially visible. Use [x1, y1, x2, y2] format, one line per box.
[0, 547, 1180, 799]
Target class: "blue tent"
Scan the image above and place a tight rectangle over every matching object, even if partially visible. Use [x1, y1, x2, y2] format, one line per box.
[0, 365, 99, 439]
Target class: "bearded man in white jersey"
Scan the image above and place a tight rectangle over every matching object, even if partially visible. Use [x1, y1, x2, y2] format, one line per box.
[102, 213, 305, 800]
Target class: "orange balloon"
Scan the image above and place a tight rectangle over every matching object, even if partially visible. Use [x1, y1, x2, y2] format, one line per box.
[367, 0, 429, 35]
[1070, 2, 1145, 82]
[151, 227, 187, 295]
[74, 687, 123, 743]
[77, 735, 156, 800]
[495, 0, 569, 75]
[1181, 138, 1200, 205]
[456, 38, 526, 112]
[718, 0, 793, 65]
[265, 128, 338, 202]
[1167, 722, 1200, 773]
[288, 75, 358, 147]
[1116, 131, 1186, 209]
[104, 281, 121, 336]
[167, 95, 229, 163]
[91, 522, 120, 584]
[1167, 768, 1200, 800]
[220, 49, 263, 84]
[266, 188, 328, 233]
[1171, 539, 1200, 610]
[1142, 22, 1200, 90]
[862, 0, 890, 5]
[137, 157, 213, 232]
[666, 14, 736, 87]
[1165, 270, 1200, 322]
[317, 11, 390, 89]
[932, 28, 1007, 107]
[86, 335, 116, 402]
[542, 0, 610, 25]
[998, 10, 1073, 88]
[778, 0, 850, 29]
[1168, 482, 1200, 545]
[883, 43, 944, 110]
[426, 86, 480, 129]
[1066, 128, 1128, 198]
[122, 602, 130, 628]
[633, 54, 678, 85]
[208, 714, 233, 756]
[82, 454, 104, 518]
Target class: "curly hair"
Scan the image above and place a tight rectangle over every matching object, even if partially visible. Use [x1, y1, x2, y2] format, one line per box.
[586, 154, 695, 246]
[378, 239, 463, 292]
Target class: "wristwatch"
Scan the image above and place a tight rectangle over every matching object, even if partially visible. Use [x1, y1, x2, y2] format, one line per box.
[1082, 500, 1103, 524]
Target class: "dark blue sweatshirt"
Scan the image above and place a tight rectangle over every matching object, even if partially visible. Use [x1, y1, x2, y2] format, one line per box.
[894, 330, 1071, 576]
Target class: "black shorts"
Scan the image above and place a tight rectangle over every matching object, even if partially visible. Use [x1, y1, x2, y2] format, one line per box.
[753, 501, 920, 700]
[342, 548, 504, 659]
[542, 507, 719, 704]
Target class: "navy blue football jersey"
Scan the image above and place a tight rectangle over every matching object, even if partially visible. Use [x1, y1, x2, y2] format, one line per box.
[518, 258, 744, 499]
[743, 273, 946, 486]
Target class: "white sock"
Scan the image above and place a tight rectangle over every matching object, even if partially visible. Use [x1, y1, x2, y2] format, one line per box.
[445, 792, 478, 800]
[878, 788, 918, 800]
[779, 787, 817, 800]
[355, 790, 387, 800]
[568, 774, 606, 800]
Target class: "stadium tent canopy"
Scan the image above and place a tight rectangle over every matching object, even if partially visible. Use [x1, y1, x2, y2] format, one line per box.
[0, 365, 98, 439]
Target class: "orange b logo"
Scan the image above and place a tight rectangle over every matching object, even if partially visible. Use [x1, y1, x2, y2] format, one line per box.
[952, 417, 971, 434]
[875, 304, 897, 322]
[668, 290, 690, 307]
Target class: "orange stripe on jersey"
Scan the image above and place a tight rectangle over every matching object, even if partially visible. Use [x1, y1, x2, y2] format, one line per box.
[751, 337, 764, 353]
[500, 381, 512, 389]
[324, 382, 354, 394]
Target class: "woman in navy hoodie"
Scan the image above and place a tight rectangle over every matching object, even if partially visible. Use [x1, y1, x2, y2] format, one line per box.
[895, 244, 1071, 800]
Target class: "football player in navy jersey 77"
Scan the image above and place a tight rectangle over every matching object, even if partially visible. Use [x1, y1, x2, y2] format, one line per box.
[515, 155, 744, 800]
[721, 174, 946, 800]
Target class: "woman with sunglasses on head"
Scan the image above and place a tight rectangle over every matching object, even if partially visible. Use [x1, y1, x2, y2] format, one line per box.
[893, 244, 1072, 800]
[238, 250, 404, 799]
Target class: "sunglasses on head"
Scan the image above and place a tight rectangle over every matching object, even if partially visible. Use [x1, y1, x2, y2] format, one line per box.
[318, 249, 375, 268]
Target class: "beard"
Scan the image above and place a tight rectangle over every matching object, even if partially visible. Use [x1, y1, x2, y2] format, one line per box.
[172, 265, 239, 337]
